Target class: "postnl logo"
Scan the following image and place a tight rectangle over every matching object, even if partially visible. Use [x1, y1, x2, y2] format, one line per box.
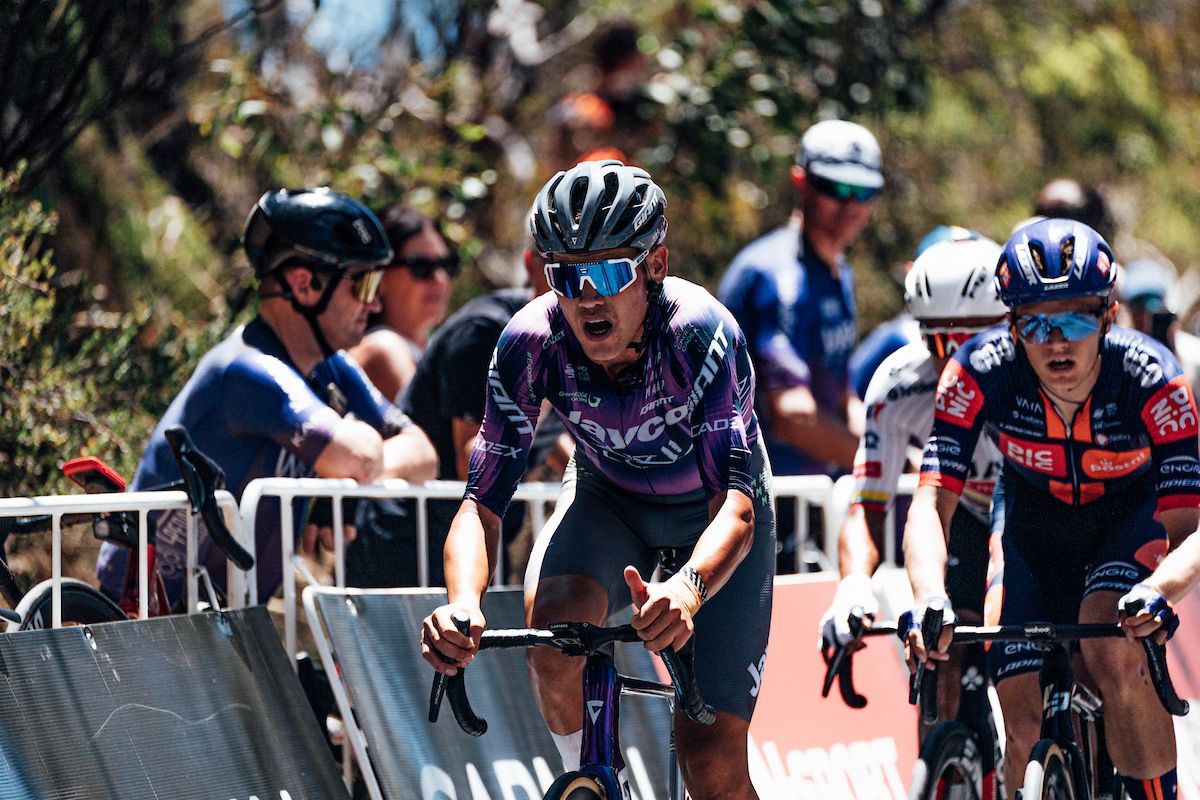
[999, 433, 1065, 476]
[933, 361, 984, 428]
[1081, 447, 1149, 479]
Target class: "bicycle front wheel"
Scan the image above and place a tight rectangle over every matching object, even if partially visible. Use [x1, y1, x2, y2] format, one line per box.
[909, 721, 982, 800]
[543, 772, 606, 800]
[10, 578, 127, 631]
[1022, 741, 1078, 800]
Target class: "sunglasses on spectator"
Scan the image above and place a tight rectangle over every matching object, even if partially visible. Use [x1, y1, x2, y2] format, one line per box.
[544, 249, 649, 299]
[807, 173, 881, 203]
[1014, 310, 1105, 344]
[345, 267, 385, 304]
[390, 254, 461, 279]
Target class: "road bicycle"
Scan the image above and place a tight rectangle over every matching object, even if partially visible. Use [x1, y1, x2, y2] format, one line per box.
[429, 613, 714, 800]
[821, 604, 1003, 800]
[0, 425, 253, 629]
[908, 601, 1188, 800]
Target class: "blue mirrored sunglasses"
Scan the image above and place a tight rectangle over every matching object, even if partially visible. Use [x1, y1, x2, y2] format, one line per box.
[1014, 310, 1104, 344]
[808, 173, 881, 203]
[544, 250, 648, 299]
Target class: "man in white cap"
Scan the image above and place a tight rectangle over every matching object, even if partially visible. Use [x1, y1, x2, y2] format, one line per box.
[719, 119, 882, 570]
[1117, 258, 1200, 398]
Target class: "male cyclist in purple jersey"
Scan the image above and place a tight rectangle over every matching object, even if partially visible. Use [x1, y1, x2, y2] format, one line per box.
[421, 161, 775, 799]
[905, 219, 1200, 800]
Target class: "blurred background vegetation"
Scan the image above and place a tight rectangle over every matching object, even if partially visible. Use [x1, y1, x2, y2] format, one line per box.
[4, 0, 1200, 497]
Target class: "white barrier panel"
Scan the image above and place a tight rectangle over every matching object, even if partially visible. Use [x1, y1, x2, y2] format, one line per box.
[0, 489, 245, 625]
[242, 475, 842, 663]
[826, 473, 918, 570]
[239, 477, 560, 663]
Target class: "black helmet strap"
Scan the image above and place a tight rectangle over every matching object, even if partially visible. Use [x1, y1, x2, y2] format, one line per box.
[268, 262, 346, 359]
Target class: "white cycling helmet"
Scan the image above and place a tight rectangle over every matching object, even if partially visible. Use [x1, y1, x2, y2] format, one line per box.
[905, 238, 1007, 327]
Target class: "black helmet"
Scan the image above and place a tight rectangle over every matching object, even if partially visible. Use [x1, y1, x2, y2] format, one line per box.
[530, 160, 667, 256]
[242, 187, 393, 277]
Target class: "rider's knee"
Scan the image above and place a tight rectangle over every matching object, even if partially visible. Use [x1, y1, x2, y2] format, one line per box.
[1080, 637, 1142, 696]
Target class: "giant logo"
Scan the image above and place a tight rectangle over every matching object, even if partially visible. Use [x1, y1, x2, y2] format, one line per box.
[999, 433, 1066, 476]
[1142, 377, 1199, 444]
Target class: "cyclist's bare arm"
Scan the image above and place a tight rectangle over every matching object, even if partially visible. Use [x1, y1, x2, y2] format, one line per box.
[628, 489, 754, 651]
[838, 503, 888, 578]
[421, 499, 501, 674]
[1141, 507, 1200, 602]
[381, 424, 437, 481]
[313, 417, 385, 482]
[764, 385, 858, 467]
[903, 484, 957, 604]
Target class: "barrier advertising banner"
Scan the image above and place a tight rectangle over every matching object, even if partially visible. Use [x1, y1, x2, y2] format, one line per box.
[1168, 589, 1200, 799]
[748, 573, 917, 799]
[0, 607, 346, 800]
[311, 588, 674, 800]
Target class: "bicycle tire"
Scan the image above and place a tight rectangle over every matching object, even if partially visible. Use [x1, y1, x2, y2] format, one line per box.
[542, 772, 606, 800]
[9, 578, 127, 631]
[1022, 741, 1078, 800]
[908, 721, 983, 800]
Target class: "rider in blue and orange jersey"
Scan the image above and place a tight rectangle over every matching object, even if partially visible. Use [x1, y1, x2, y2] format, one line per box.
[905, 218, 1200, 800]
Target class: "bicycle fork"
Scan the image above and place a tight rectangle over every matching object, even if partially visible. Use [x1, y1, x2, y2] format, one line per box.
[578, 654, 628, 799]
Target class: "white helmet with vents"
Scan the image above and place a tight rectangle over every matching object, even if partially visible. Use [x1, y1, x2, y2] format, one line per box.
[905, 238, 1007, 328]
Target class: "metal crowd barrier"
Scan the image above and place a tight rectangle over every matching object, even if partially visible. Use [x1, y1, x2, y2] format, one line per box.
[827, 473, 919, 569]
[241, 474, 847, 663]
[238, 477, 560, 663]
[0, 489, 245, 626]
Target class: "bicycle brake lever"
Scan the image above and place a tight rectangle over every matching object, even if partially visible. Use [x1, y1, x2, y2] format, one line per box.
[429, 611, 474, 724]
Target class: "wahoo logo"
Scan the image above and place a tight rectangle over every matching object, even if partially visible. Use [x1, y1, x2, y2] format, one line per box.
[487, 361, 534, 435]
[587, 700, 605, 723]
[1143, 378, 1198, 444]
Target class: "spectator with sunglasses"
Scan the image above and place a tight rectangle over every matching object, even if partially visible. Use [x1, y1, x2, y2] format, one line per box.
[719, 118, 882, 569]
[422, 161, 775, 800]
[904, 218, 1200, 800]
[98, 188, 437, 605]
[348, 205, 459, 403]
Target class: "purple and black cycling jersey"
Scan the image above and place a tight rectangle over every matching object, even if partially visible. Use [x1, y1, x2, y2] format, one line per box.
[921, 325, 1200, 511]
[466, 277, 760, 516]
[97, 318, 411, 603]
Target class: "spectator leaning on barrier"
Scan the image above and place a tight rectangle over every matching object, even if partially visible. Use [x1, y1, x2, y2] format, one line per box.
[347, 205, 458, 403]
[96, 188, 437, 605]
[719, 118, 880, 569]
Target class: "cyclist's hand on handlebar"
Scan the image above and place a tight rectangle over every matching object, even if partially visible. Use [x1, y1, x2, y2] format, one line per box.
[421, 604, 484, 676]
[624, 565, 700, 652]
[819, 573, 878, 650]
[1118, 583, 1179, 645]
[900, 597, 956, 674]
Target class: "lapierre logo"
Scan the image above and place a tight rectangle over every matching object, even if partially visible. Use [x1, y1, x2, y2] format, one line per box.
[1143, 379, 1198, 444]
[1000, 433, 1065, 476]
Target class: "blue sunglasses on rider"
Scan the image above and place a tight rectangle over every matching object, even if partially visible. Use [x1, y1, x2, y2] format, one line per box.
[1013, 309, 1106, 344]
[544, 249, 649, 299]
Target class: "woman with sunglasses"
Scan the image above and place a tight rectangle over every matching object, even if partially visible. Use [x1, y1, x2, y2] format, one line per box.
[421, 160, 775, 800]
[903, 218, 1200, 800]
[348, 205, 459, 402]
